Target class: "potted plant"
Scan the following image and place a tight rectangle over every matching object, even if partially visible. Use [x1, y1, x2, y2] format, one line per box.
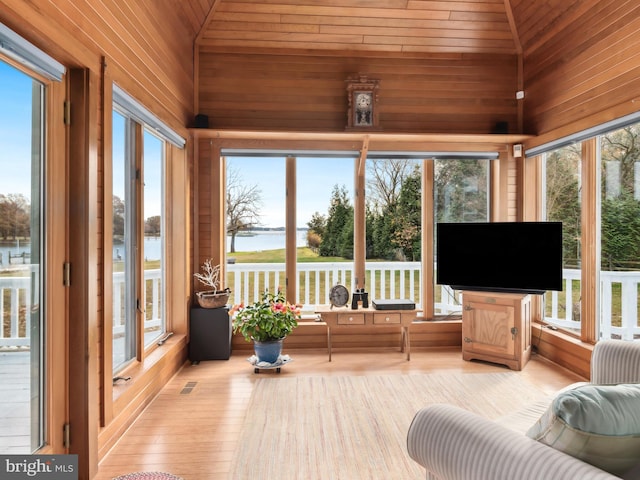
[230, 289, 300, 363]
[193, 258, 231, 308]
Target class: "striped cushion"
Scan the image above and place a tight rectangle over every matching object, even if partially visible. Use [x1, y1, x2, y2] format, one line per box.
[407, 404, 615, 479]
[526, 384, 640, 476]
[590, 340, 640, 385]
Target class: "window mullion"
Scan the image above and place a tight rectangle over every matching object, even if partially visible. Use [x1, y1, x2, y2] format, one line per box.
[122, 118, 138, 365]
[133, 123, 145, 361]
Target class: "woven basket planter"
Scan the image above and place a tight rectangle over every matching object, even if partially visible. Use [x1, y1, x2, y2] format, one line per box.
[195, 288, 231, 309]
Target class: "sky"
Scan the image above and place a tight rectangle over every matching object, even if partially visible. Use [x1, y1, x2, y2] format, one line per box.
[0, 61, 34, 198]
[228, 156, 354, 229]
[112, 111, 164, 218]
[0, 60, 163, 218]
[0, 60, 351, 227]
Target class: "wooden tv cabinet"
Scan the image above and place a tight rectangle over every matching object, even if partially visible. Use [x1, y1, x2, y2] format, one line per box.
[461, 291, 532, 370]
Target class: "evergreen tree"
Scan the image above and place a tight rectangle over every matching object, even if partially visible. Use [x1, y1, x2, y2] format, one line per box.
[319, 185, 353, 257]
[601, 194, 640, 270]
[392, 169, 422, 260]
[600, 125, 640, 270]
[545, 147, 581, 268]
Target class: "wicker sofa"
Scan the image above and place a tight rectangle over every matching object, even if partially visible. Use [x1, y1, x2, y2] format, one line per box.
[407, 340, 640, 480]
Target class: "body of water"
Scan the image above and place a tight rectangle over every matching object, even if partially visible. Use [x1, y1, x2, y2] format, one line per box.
[0, 240, 31, 266]
[0, 231, 308, 266]
[228, 230, 307, 252]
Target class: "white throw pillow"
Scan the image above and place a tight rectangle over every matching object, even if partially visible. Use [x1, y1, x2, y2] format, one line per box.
[526, 383, 640, 476]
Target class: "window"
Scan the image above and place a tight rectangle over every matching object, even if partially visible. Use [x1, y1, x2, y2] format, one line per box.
[366, 158, 422, 306]
[0, 61, 45, 453]
[225, 156, 286, 302]
[0, 21, 66, 455]
[111, 91, 171, 372]
[111, 110, 134, 368]
[599, 123, 640, 340]
[221, 151, 492, 318]
[142, 130, 165, 346]
[534, 114, 640, 342]
[434, 158, 490, 316]
[542, 146, 582, 334]
[297, 156, 355, 307]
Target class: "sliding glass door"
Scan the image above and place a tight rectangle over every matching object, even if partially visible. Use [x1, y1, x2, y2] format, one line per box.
[0, 61, 45, 453]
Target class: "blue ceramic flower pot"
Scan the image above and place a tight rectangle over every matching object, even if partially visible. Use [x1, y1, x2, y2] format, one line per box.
[253, 338, 284, 364]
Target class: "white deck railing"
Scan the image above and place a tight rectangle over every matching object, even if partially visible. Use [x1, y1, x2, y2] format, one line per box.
[1, 269, 163, 347]
[544, 269, 640, 340]
[2, 265, 639, 347]
[111, 270, 163, 337]
[227, 261, 462, 315]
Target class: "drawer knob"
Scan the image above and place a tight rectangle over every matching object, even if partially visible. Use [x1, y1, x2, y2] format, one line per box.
[385, 317, 390, 322]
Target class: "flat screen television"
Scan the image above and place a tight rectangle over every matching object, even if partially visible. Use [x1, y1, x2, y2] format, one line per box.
[436, 221, 563, 294]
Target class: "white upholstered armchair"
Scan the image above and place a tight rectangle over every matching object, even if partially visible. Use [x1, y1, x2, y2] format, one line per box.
[407, 340, 640, 480]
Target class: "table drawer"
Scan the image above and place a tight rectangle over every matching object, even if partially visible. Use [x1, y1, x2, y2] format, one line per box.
[373, 313, 401, 325]
[337, 313, 365, 325]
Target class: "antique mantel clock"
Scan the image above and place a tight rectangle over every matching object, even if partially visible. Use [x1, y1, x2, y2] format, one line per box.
[345, 74, 380, 130]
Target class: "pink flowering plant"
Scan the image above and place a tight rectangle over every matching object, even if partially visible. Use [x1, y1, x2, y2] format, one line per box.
[230, 290, 301, 343]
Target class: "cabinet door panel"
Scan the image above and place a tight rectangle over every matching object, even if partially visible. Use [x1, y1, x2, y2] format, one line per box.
[464, 301, 515, 358]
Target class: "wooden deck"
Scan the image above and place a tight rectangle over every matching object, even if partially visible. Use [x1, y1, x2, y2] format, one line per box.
[0, 350, 30, 453]
[92, 347, 584, 480]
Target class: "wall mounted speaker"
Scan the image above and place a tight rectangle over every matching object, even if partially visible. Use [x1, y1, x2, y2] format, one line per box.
[492, 121, 509, 134]
[194, 114, 209, 129]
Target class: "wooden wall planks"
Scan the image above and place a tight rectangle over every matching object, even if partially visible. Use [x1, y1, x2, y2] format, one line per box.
[197, 50, 519, 134]
[0, 0, 204, 129]
[515, 0, 640, 136]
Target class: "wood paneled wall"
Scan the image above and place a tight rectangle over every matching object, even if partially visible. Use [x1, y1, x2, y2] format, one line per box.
[0, 2, 198, 476]
[0, 0, 200, 127]
[518, 0, 640, 136]
[197, 50, 519, 134]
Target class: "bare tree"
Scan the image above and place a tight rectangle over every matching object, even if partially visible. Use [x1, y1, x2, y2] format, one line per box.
[366, 159, 415, 212]
[0, 193, 30, 239]
[226, 166, 262, 253]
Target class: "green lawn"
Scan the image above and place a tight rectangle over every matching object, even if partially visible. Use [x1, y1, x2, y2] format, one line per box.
[228, 246, 343, 263]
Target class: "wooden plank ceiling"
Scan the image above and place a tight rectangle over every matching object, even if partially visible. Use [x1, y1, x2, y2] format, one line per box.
[196, 0, 519, 54]
[179, 0, 591, 57]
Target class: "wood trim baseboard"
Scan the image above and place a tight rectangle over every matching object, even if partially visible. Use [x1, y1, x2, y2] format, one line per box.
[531, 323, 593, 379]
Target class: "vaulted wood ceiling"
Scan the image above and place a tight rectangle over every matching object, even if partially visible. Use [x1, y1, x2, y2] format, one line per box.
[190, 0, 582, 56]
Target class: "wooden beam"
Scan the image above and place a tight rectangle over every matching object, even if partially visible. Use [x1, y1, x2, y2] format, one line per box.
[581, 138, 598, 344]
[192, 129, 533, 147]
[354, 142, 366, 289]
[67, 67, 99, 479]
[101, 58, 114, 428]
[503, 0, 522, 55]
[422, 159, 435, 320]
[211, 147, 225, 271]
[286, 156, 297, 302]
[46, 65, 69, 456]
[195, 0, 224, 46]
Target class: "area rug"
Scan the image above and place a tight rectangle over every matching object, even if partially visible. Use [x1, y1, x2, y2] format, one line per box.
[229, 372, 549, 480]
[112, 473, 183, 480]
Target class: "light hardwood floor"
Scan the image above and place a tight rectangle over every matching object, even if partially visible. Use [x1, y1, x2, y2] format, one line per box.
[94, 347, 586, 480]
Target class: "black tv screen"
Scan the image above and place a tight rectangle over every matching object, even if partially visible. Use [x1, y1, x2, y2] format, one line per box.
[436, 222, 563, 294]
